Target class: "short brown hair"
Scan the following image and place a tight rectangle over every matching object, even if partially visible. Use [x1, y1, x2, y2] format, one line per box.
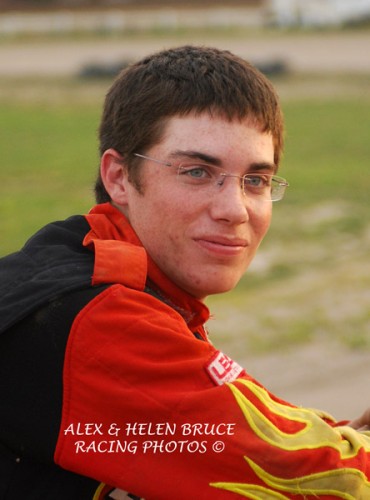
[95, 45, 284, 203]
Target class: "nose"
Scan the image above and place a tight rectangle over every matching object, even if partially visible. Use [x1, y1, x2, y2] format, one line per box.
[209, 176, 250, 224]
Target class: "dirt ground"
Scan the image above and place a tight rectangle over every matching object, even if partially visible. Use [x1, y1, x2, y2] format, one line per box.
[1, 28, 369, 422]
[238, 339, 370, 421]
[1, 31, 370, 77]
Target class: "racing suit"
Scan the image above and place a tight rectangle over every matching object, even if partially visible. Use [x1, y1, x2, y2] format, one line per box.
[1, 202, 370, 499]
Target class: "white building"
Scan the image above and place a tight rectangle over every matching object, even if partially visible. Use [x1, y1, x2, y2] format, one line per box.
[267, 0, 370, 26]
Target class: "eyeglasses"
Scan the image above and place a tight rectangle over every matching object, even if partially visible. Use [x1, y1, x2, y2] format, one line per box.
[134, 153, 289, 202]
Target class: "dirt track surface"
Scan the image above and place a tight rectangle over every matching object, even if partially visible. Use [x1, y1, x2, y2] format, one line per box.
[1, 31, 370, 76]
[238, 340, 370, 421]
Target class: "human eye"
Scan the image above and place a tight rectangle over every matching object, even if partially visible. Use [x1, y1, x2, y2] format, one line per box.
[245, 174, 271, 187]
[243, 174, 273, 197]
[177, 164, 214, 184]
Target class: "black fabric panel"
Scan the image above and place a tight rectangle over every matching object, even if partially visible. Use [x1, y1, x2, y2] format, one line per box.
[0, 285, 109, 498]
[0, 442, 99, 500]
[0, 215, 94, 335]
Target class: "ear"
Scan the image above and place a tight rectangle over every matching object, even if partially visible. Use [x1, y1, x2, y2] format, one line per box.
[100, 148, 130, 206]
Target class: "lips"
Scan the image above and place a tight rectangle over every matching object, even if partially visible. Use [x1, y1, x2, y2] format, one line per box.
[194, 235, 248, 256]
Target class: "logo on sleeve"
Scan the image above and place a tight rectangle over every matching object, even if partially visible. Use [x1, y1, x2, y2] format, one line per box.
[94, 483, 143, 499]
[205, 351, 245, 386]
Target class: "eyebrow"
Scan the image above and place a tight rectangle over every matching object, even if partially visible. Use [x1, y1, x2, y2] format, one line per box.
[249, 162, 277, 174]
[169, 150, 223, 167]
[170, 149, 277, 174]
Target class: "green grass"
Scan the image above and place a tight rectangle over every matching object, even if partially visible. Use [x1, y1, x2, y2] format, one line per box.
[0, 98, 100, 255]
[282, 99, 370, 203]
[1, 74, 369, 356]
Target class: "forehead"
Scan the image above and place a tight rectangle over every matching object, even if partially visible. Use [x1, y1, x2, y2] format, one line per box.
[154, 112, 274, 164]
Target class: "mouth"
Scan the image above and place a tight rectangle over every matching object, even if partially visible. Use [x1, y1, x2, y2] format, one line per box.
[194, 236, 248, 256]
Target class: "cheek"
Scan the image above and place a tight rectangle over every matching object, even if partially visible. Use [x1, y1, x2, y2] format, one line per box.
[146, 208, 186, 257]
[253, 204, 272, 239]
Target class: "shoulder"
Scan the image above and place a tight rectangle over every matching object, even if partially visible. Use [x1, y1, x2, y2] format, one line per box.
[65, 283, 214, 381]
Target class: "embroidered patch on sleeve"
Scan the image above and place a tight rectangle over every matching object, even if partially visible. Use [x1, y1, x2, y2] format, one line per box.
[205, 351, 245, 386]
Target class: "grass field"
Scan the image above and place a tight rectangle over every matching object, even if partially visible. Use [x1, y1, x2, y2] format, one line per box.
[1, 68, 369, 357]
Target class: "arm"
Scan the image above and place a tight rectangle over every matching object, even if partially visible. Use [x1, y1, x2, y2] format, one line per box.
[55, 285, 370, 499]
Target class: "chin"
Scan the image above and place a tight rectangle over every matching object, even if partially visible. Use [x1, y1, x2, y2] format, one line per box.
[184, 270, 244, 299]
[201, 280, 241, 298]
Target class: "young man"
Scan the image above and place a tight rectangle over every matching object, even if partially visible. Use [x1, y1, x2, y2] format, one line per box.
[0, 45, 369, 499]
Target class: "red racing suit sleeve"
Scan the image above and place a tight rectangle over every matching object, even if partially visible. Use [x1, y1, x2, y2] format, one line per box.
[54, 284, 370, 499]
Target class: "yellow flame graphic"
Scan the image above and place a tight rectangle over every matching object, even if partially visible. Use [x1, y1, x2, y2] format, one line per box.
[210, 379, 370, 498]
